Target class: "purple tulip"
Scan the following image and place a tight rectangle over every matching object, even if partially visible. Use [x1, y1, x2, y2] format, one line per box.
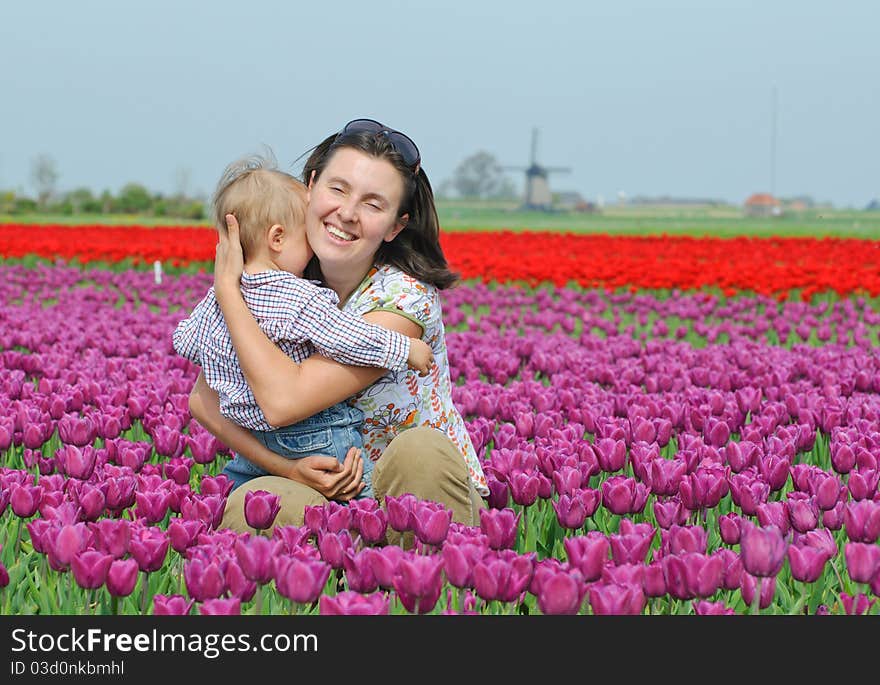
[848, 469, 880, 501]
[508, 470, 541, 506]
[234, 535, 276, 584]
[351, 504, 387, 546]
[653, 497, 688, 529]
[844, 499, 880, 543]
[663, 525, 708, 556]
[71, 550, 113, 590]
[67, 481, 105, 522]
[601, 476, 649, 515]
[199, 598, 241, 615]
[728, 473, 770, 516]
[57, 414, 97, 447]
[786, 545, 829, 583]
[793, 528, 838, 559]
[812, 471, 845, 510]
[830, 442, 856, 475]
[167, 517, 206, 554]
[272, 525, 311, 553]
[393, 553, 445, 614]
[89, 518, 131, 559]
[740, 573, 776, 610]
[486, 476, 510, 510]
[647, 458, 687, 497]
[785, 492, 819, 534]
[364, 545, 405, 590]
[10, 484, 42, 518]
[153, 594, 194, 615]
[411, 500, 452, 546]
[46, 523, 90, 570]
[564, 532, 610, 582]
[317, 530, 354, 570]
[243, 490, 280, 531]
[552, 465, 584, 498]
[740, 522, 787, 577]
[223, 560, 256, 602]
[535, 568, 586, 615]
[594, 438, 627, 473]
[756, 502, 791, 536]
[275, 556, 332, 604]
[609, 530, 654, 566]
[715, 548, 744, 591]
[103, 475, 137, 512]
[129, 526, 169, 573]
[679, 465, 729, 510]
[693, 600, 736, 615]
[322, 501, 354, 534]
[341, 550, 378, 594]
[844, 542, 880, 583]
[588, 582, 645, 615]
[320, 591, 389, 615]
[105, 558, 140, 598]
[479, 507, 519, 550]
[841, 592, 876, 616]
[725, 440, 758, 473]
[718, 513, 743, 545]
[384, 493, 417, 532]
[134, 489, 172, 524]
[184, 558, 226, 602]
[55, 444, 97, 480]
[822, 499, 847, 530]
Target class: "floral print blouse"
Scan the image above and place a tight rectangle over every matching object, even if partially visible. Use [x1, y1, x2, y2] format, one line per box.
[342, 264, 488, 498]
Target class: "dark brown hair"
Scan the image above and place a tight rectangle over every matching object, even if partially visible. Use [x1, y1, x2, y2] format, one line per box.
[301, 129, 458, 290]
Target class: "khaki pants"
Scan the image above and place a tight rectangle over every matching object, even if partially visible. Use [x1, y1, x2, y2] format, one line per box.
[220, 426, 486, 544]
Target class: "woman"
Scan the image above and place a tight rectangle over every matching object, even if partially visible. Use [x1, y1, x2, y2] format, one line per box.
[189, 118, 488, 536]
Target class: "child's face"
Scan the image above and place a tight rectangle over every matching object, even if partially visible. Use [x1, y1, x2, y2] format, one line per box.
[272, 219, 313, 277]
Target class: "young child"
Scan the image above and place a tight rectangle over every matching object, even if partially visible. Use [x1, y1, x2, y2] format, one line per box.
[173, 154, 433, 499]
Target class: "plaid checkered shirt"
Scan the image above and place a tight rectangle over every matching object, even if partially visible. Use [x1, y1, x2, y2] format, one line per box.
[172, 270, 411, 430]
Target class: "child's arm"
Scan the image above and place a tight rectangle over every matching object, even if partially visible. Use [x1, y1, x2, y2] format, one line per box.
[281, 280, 431, 374]
[172, 292, 214, 364]
[188, 371, 364, 499]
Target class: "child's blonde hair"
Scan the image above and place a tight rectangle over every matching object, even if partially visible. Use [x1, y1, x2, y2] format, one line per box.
[212, 151, 308, 260]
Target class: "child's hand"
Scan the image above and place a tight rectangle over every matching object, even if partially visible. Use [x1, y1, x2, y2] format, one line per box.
[214, 213, 245, 297]
[407, 338, 434, 377]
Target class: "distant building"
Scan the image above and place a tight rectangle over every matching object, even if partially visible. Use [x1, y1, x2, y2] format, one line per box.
[553, 191, 598, 212]
[780, 195, 815, 212]
[866, 199, 880, 211]
[630, 195, 728, 207]
[744, 193, 782, 217]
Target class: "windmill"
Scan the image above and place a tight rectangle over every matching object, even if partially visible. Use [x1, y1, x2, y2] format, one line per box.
[503, 128, 571, 210]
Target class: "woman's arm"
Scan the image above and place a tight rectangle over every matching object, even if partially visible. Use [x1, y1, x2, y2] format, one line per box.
[188, 371, 365, 500]
[213, 213, 423, 428]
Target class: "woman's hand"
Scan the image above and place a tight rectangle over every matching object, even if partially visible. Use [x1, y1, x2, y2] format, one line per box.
[282, 447, 366, 502]
[214, 213, 245, 298]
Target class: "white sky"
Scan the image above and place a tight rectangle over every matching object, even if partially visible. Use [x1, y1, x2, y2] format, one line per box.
[1, 0, 878, 207]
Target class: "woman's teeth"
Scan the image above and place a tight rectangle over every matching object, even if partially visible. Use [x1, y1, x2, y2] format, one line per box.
[326, 225, 356, 241]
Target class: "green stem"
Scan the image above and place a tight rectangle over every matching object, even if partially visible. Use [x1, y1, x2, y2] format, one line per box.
[140, 571, 150, 614]
[751, 577, 763, 615]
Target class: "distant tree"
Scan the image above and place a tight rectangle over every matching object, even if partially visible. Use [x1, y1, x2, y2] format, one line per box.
[115, 183, 153, 213]
[65, 187, 100, 214]
[31, 154, 59, 209]
[451, 151, 509, 199]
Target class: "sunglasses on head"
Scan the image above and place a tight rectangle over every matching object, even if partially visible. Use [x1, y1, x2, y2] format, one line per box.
[340, 118, 421, 172]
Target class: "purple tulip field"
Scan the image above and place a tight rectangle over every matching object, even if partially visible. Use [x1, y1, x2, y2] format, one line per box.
[1, 255, 880, 616]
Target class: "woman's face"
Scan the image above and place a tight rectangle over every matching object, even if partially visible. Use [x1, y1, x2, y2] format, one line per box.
[306, 146, 407, 276]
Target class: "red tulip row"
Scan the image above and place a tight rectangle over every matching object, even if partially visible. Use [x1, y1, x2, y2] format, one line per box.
[1, 224, 879, 298]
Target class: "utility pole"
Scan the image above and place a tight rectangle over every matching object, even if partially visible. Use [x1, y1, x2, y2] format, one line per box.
[770, 85, 778, 197]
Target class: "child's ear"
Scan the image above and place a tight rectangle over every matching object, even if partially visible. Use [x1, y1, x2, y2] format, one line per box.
[267, 224, 285, 248]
